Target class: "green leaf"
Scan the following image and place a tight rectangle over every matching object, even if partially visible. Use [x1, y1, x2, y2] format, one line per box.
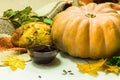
[107, 56, 120, 67]
[3, 9, 17, 18]
[2, 6, 53, 28]
[43, 17, 53, 26]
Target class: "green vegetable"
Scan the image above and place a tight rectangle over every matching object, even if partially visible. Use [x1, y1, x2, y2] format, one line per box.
[106, 56, 120, 67]
[3, 6, 53, 28]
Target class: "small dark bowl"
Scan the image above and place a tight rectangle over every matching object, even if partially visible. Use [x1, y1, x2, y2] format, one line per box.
[29, 45, 58, 64]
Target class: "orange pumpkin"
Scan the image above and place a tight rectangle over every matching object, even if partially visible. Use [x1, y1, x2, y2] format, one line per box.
[51, 3, 120, 59]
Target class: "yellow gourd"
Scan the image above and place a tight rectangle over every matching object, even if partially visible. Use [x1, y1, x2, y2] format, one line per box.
[11, 22, 52, 48]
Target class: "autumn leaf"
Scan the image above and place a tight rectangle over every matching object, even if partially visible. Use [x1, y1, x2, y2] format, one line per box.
[2, 55, 26, 70]
[77, 58, 106, 76]
[77, 58, 120, 76]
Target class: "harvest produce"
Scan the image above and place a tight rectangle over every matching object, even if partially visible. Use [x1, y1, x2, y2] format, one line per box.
[11, 22, 52, 48]
[51, 2, 120, 59]
[1, 0, 120, 75]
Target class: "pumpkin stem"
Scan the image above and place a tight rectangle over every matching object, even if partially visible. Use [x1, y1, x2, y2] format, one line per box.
[85, 13, 96, 18]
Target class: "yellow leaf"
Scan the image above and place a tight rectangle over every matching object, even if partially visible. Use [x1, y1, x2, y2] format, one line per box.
[2, 55, 26, 70]
[77, 58, 106, 76]
[102, 64, 120, 75]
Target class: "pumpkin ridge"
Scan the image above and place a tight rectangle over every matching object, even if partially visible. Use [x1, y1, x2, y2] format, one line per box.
[61, 16, 79, 56]
[74, 17, 88, 57]
[109, 15, 120, 53]
[107, 13, 120, 33]
[102, 16, 120, 57]
[89, 18, 104, 59]
[61, 18, 71, 52]
[75, 18, 90, 58]
[52, 13, 68, 51]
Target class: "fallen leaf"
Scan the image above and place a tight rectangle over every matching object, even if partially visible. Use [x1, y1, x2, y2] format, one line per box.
[77, 58, 106, 76]
[2, 55, 26, 70]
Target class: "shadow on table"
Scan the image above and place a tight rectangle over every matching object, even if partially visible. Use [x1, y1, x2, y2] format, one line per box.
[31, 57, 61, 69]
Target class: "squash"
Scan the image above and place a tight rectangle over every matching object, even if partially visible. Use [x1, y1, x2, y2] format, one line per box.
[11, 22, 52, 48]
[51, 3, 120, 59]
